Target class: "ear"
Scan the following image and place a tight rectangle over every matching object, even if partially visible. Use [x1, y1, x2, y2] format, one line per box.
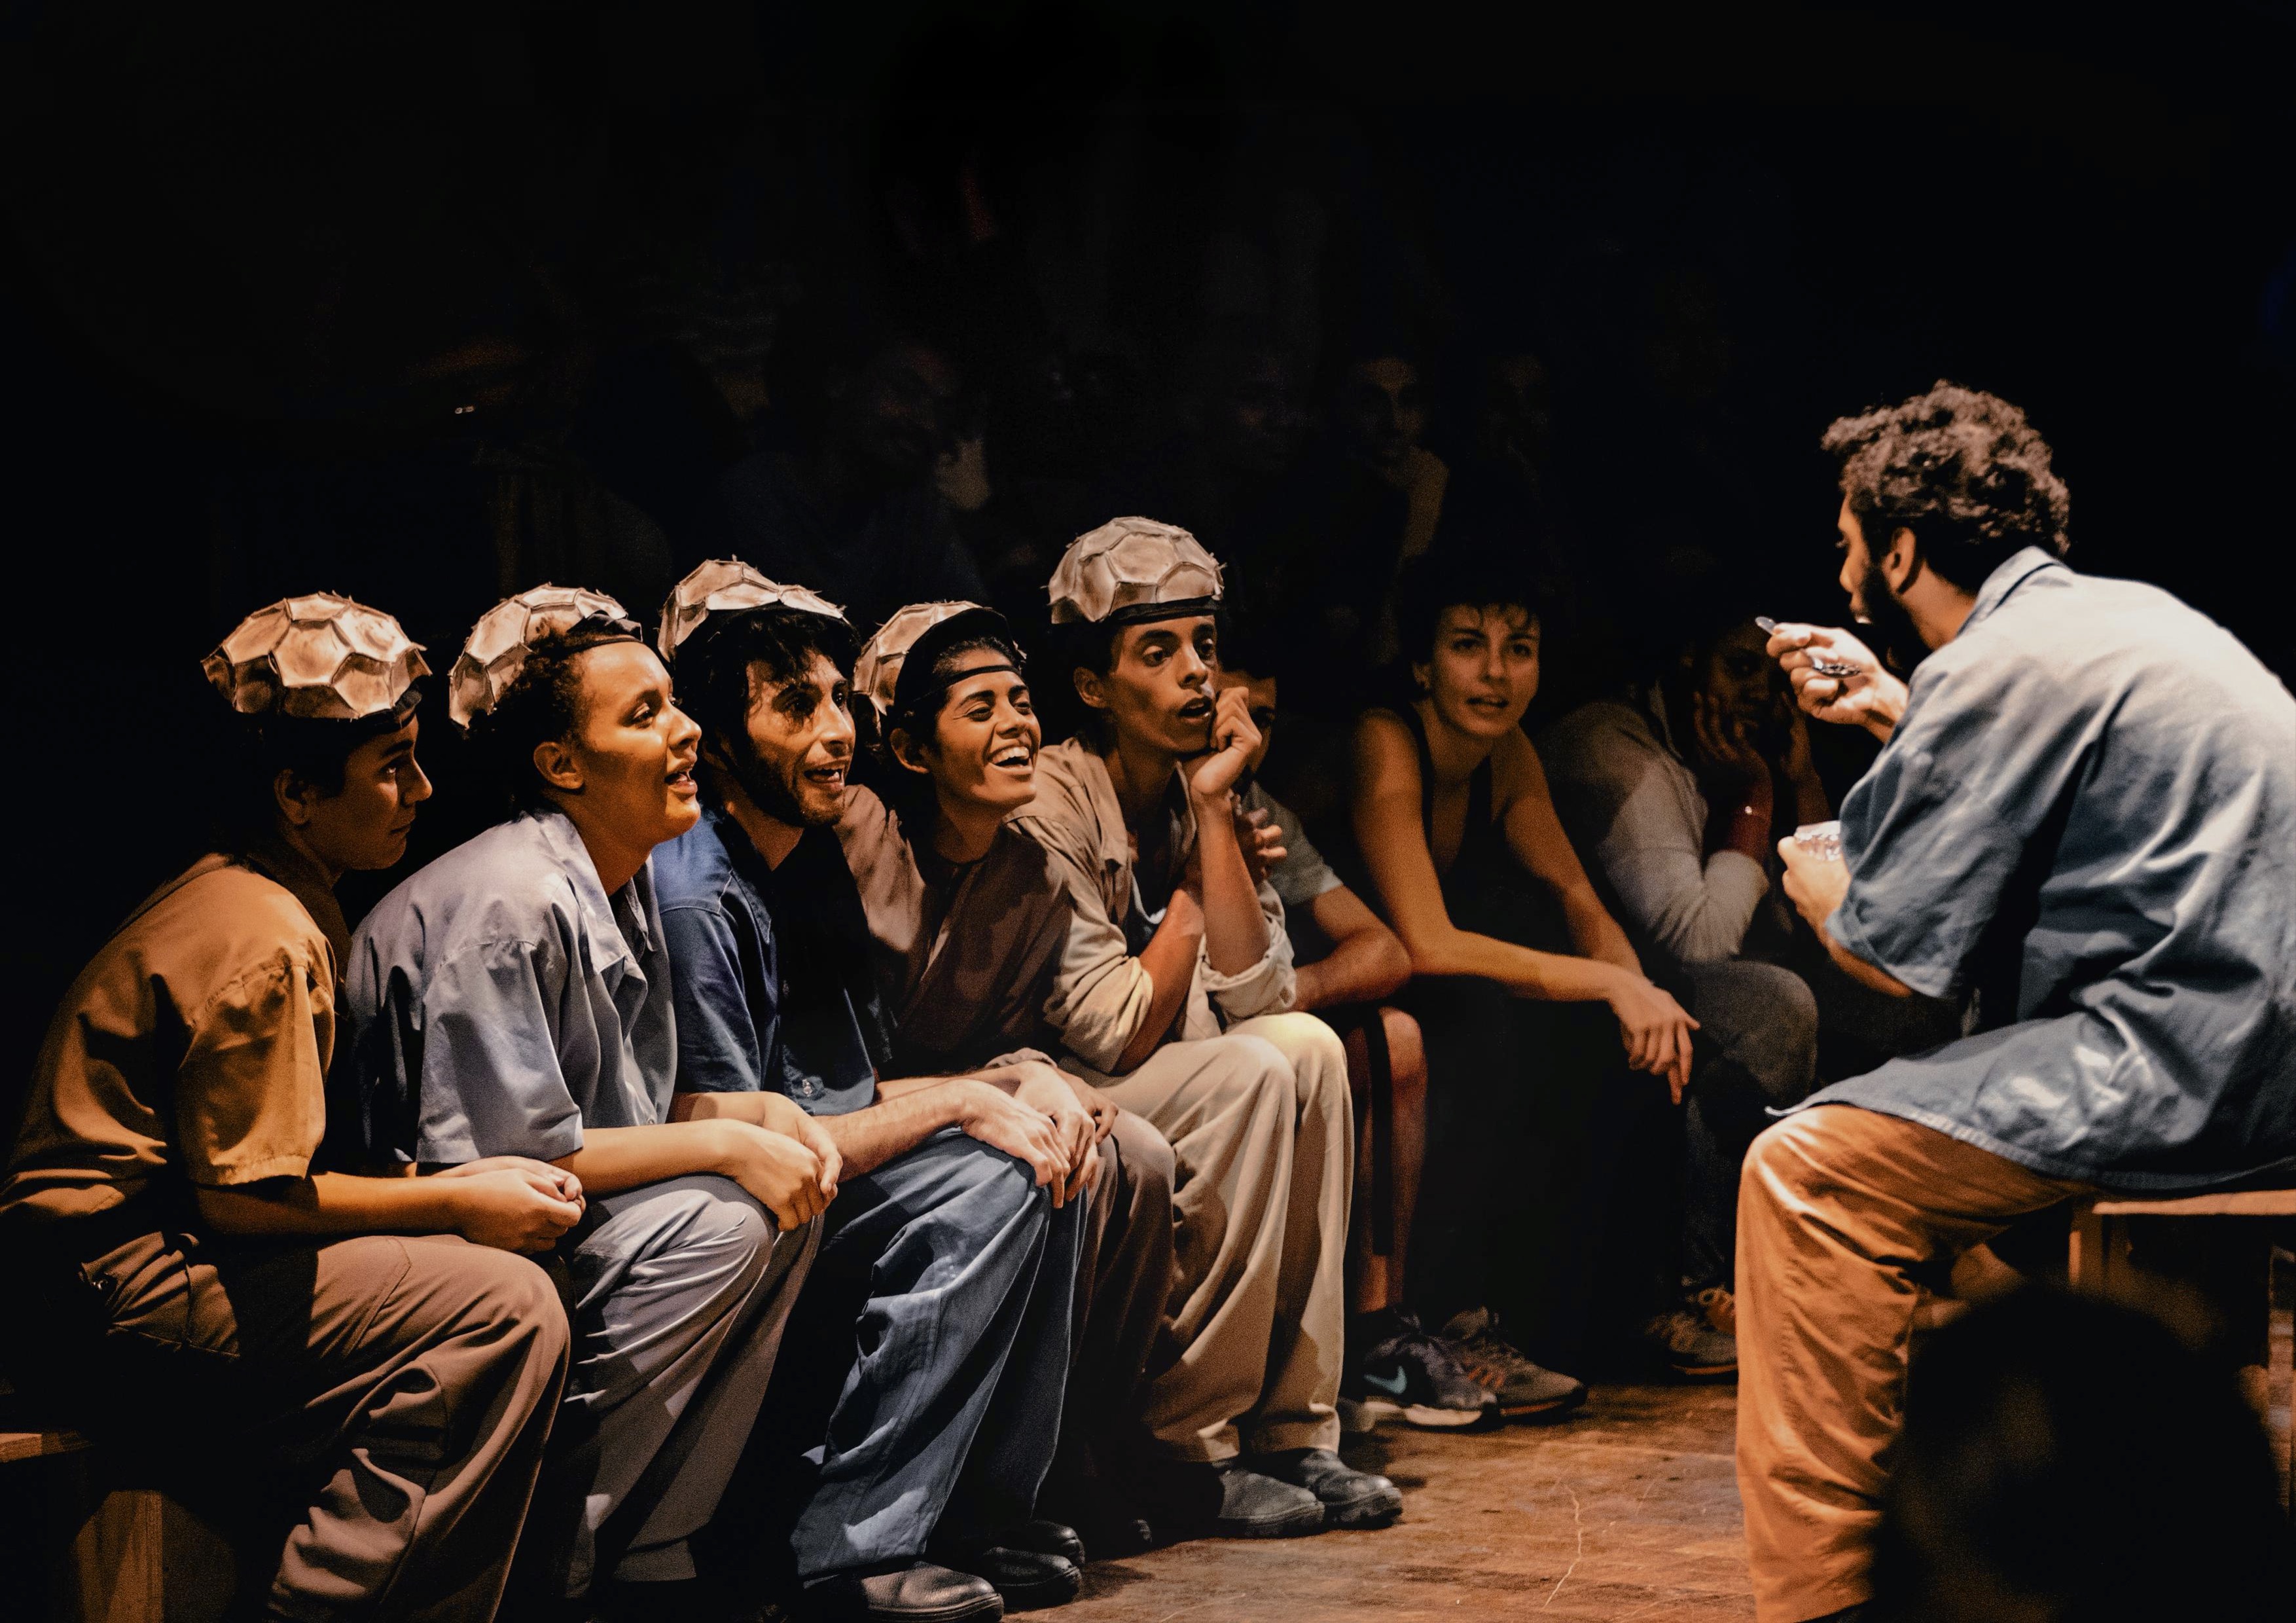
[1409, 658, 1433, 697]
[272, 768, 323, 830]
[1882, 526, 1924, 593]
[888, 724, 933, 777]
[531, 736, 584, 795]
[1072, 666, 1110, 714]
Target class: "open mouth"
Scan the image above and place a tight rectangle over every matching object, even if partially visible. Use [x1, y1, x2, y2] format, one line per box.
[666, 765, 698, 797]
[1177, 696, 1215, 722]
[803, 761, 848, 792]
[1465, 695, 1509, 714]
[989, 744, 1034, 771]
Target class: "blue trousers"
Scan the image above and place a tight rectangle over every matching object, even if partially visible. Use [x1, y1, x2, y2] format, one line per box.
[779, 1127, 1083, 1582]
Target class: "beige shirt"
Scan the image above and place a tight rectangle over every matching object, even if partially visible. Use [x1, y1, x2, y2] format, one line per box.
[1013, 739, 1294, 1075]
[0, 848, 340, 1229]
[835, 786, 1069, 1075]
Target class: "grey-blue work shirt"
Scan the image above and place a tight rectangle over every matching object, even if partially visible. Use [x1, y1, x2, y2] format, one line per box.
[1803, 547, 2296, 1191]
[345, 810, 678, 1165]
[651, 807, 886, 1117]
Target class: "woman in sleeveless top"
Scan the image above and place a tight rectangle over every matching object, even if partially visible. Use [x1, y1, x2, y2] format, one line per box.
[1342, 552, 1697, 1381]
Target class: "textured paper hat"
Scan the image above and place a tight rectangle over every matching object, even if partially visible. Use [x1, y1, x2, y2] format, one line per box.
[448, 585, 637, 730]
[204, 593, 429, 721]
[1047, 516, 1223, 626]
[854, 600, 1017, 724]
[656, 558, 848, 664]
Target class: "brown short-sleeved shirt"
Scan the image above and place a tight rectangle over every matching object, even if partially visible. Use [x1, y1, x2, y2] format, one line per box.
[0, 851, 340, 1230]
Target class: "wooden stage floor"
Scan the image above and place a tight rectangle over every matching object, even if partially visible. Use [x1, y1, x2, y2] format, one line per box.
[1065, 1381, 1754, 1622]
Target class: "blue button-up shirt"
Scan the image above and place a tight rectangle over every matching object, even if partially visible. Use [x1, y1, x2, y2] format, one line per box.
[1805, 547, 2296, 1190]
[652, 808, 885, 1117]
[345, 811, 677, 1165]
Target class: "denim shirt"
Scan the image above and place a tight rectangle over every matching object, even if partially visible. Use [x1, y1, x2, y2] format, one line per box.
[346, 810, 677, 1166]
[1802, 548, 2296, 1190]
[653, 808, 884, 1117]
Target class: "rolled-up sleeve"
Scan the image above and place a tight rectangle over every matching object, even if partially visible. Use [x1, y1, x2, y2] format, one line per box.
[1037, 839, 1160, 1074]
[1198, 878, 1297, 1020]
[660, 900, 770, 1095]
[178, 949, 331, 1188]
[416, 936, 588, 1165]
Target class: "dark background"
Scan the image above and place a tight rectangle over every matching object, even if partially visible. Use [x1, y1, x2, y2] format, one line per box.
[5, 1, 2293, 1098]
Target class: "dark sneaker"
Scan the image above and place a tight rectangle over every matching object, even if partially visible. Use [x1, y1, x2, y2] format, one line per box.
[1438, 1307, 1588, 1419]
[1208, 1461, 1327, 1539]
[1343, 1309, 1499, 1431]
[935, 1544, 1079, 1612]
[1691, 1284, 1736, 1338]
[1645, 1305, 1738, 1379]
[1253, 1448, 1403, 1529]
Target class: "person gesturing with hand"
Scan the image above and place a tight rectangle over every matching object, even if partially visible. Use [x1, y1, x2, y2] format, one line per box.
[1763, 621, 1908, 742]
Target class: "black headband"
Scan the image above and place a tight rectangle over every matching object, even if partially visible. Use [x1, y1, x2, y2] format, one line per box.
[1102, 595, 1222, 628]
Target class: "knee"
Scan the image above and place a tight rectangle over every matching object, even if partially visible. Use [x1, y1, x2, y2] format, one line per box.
[1114, 1115, 1179, 1214]
[667, 1175, 780, 1273]
[446, 1245, 571, 1364]
[1741, 1112, 1825, 1214]
[1259, 1012, 1350, 1114]
[1376, 1008, 1426, 1102]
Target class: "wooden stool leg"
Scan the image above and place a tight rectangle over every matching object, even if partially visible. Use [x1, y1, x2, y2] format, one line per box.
[2068, 1199, 2107, 1293]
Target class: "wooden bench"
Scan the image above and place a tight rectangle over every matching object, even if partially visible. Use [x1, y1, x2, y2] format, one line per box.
[2066, 1188, 2296, 1514]
[0, 1420, 239, 1622]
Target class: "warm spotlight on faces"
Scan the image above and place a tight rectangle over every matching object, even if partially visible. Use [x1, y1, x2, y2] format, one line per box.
[895, 662, 1041, 815]
[1078, 613, 1221, 756]
[723, 650, 855, 829]
[535, 641, 702, 847]
[1414, 604, 1541, 739]
[283, 716, 433, 873]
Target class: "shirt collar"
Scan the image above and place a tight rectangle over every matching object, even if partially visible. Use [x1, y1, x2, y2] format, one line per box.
[526, 809, 653, 971]
[1073, 744, 1194, 879]
[1958, 545, 2064, 638]
[243, 836, 350, 976]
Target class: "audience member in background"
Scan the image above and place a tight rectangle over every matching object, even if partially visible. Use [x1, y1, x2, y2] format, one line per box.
[1018, 518, 1402, 1539]
[1740, 384, 2296, 1623]
[1276, 343, 1453, 716]
[348, 587, 825, 1616]
[1344, 549, 1708, 1385]
[1540, 600, 1825, 1368]
[0, 596, 573, 1623]
[711, 334, 988, 631]
[649, 566, 1088, 1623]
[844, 600, 1179, 1553]
[1870, 1290, 2289, 1623]
[1212, 623, 1528, 1431]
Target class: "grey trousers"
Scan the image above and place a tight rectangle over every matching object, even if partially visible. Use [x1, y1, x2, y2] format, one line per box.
[1072, 1012, 1354, 1461]
[1052, 1109, 1179, 1489]
[535, 1173, 819, 1596]
[1, 1225, 569, 1623]
[1677, 957, 1820, 1292]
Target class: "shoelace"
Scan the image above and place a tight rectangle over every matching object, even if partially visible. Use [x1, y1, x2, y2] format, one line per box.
[1393, 1326, 1477, 1384]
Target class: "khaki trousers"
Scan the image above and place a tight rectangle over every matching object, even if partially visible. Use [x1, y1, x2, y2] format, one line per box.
[2, 1226, 570, 1623]
[1073, 1012, 1352, 1461]
[1735, 1106, 2087, 1623]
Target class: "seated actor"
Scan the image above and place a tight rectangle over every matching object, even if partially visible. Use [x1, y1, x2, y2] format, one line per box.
[1539, 603, 1827, 1357]
[649, 564, 1088, 1623]
[0, 595, 574, 1622]
[1210, 631, 1525, 1430]
[1345, 549, 1716, 1383]
[1737, 384, 2296, 1623]
[845, 598, 1180, 1548]
[1017, 517, 1402, 1538]
[348, 586, 825, 1613]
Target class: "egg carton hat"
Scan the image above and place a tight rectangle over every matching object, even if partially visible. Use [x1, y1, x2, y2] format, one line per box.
[656, 558, 848, 667]
[448, 584, 640, 730]
[204, 593, 429, 722]
[1046, 517, 1223, 627]
[854, 600, 1021, 729]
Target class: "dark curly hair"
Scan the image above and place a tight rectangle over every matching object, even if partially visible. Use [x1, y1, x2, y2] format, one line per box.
[1822, 382, 2071, 594]
[1394, 545, 1554, 668]
[467, 627, 639, 816]
[672, 604, 859, 761]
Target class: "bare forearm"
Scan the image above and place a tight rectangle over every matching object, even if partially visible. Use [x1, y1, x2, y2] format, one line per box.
[1564, 890, 1642, 976]
[1820, 924, 1914, 998]
[1292, 932, 1409, 1012]
[552, 1122, 744, 1195]
[1113, 896, 1202, 1073]
[1402, 924, 1626, 1002]
[196, 1171, 465, 1237]
[819, 1084, 975, 1176]
[1192, 793, 1270, 974]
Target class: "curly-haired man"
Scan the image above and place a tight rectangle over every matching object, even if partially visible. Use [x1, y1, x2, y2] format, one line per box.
[1744, 383, 2296, 1622]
